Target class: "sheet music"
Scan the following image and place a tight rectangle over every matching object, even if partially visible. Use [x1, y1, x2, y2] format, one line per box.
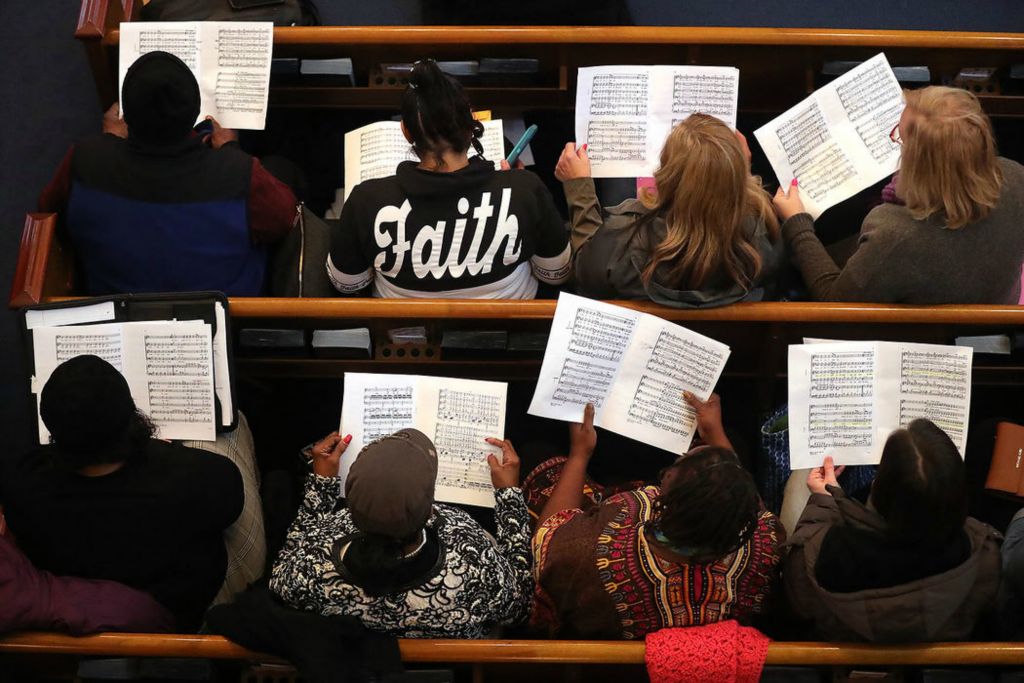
[339, 373, 508, 508]
[529, 293, 730, 453]
[344, 120, 505, 200]
[788, 341, 973, 468]
[31, 321, 217, 444]
[576, 65, 739, 177]
[754, 53, 904, 219]
[119, 22, 273, 130]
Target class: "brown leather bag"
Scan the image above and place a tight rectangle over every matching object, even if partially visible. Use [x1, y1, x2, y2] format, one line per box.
[984, 422, 1024, 497]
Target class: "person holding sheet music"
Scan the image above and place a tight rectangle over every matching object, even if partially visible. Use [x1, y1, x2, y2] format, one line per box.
[773, 86, 1024, 304]
[327, 59, 571, 299]
[38, 51, 297, 297]
[784, 419, 1001, 642]
[527, 396, 783, 639]
[555, 114, 783, 308]
[269, 428, 532, 638]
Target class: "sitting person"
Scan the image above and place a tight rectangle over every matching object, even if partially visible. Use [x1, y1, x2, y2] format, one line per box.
[554, 114, 783, 307]
[269, 428, 532, 638]
[785, 419, 1001, 642]
[38, 50, 296, 296]
[0, 355, 256, 631]
[327, 59, 570, 298]
[773, 86, 1024, 303]
[528, 396, 784, 639]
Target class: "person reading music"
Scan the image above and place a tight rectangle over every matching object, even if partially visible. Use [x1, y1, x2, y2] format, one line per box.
[784, 419, 1001, 642]
[554, 114, 783, 308]
[773, 86, 1024, 304]
[526, 394, 784, 639]
[269, 428, 532, 638]
[0, 355, 257, 631]
[326, 59, 570, 298]
[38, 50, 297, 296]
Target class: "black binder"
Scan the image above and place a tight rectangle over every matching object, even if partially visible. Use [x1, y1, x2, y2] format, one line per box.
[20, 292, 238, 433]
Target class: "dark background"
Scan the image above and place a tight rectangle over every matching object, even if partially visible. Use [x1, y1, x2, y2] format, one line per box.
[1, 1, 1022, 468]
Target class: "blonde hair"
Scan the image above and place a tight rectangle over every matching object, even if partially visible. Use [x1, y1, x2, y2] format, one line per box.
[638, 114, 778, 292]
[897, 86, 1003, 229]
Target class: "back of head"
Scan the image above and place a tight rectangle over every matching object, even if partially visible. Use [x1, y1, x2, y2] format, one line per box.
[400, 59, 485, 165]
[898, 86, 1002, 229]
[39, 355, 153, 467]
[641, 114, 778, 292]
[872, 419, 967, 546]
[652, 446, 760, 562]
[122, 51, 201, 145]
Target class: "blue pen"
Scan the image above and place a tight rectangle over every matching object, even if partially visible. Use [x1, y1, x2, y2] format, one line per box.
[506, 124, 538, 166]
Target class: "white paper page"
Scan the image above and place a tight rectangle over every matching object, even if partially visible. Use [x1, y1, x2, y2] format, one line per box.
[344, 120, 505, 200]
[602, 316, 730, 453]
[197, 22, 273, 130]
[338, 373, 419, 485]
[32, 323, 126, 444]
[121, 321, 217, 441]
[24, 302, 117, 330]
[421, 377, 507, 508]
[788, 342, 884, 469]
[528, 293, 640, 423]
[213, 302, 233, 426]
[882, 342, 973, 456]
[577, 65, 739, 178]
[119, 22, 272, 130]
[754, 53, 904, 219]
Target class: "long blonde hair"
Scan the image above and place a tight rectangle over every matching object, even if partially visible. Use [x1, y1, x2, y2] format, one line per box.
[898, 86, 1003, 229]
[638, 114, 778, 291]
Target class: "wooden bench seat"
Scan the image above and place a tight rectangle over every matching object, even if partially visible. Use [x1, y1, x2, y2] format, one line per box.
[7, 632, 1024, 668]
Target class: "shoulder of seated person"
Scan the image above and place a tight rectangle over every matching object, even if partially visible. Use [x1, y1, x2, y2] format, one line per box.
[604, 198, 647, 218]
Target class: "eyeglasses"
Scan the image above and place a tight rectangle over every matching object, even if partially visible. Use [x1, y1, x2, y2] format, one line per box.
[889, 124, 903, 145]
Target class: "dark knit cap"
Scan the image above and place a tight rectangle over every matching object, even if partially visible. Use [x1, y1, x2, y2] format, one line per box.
[345, 429, 438, 540]
[122, 51, 200, 144]
[39, 355, 136, 453]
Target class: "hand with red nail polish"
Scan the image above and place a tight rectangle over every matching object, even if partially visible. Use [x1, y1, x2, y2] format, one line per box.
[554, 141, 592, 182]
[772, 176, 807, 222]
[310, 431, 350, 478]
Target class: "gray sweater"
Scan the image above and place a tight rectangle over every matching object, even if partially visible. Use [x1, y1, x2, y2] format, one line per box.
[782, 157, 1024, 304]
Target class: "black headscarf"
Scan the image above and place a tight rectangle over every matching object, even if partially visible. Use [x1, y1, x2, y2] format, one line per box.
[121, 51, 200, 144]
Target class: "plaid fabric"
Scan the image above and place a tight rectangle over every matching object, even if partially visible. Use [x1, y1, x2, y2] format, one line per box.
[184, 412, 266, 605]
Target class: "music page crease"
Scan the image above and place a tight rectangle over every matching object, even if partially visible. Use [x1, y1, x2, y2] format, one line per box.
[754, 52, 904, 219]
[340, 373, 508, 507]
[576, 64, 739, 178]
[788, 341, 972, 469]
[529, 293, 730, 453]
[119, 22, 273, 130]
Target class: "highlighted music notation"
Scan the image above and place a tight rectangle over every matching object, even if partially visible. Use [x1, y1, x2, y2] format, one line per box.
[808, 401, 874, 453]
[899, 350, 970, 400]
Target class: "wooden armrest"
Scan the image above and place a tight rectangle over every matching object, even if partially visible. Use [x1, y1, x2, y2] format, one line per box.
[9, 213, 74, 309]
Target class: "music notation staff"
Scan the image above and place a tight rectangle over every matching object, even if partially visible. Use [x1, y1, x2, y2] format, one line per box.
[566, 306, 636, 364]
[55, 332, 123, 369]
[144, 332, 210, 377]
[552, 358, 616, 407]
[899, 349, 970, 399]
[777, 101, 858, 203]
[809, 350, 875, 400]
[898, 398, 966, 444]
[836, 59, 903, 163]
[361, 385, 415, 442]
[589, 73, 649, 117]
[148, 378, 214, 424]
[808, 402, 874, 452]
[672, 72, 737, 119]
[135, 27, 199, 69]
[434, 389, 504, 494]
[215, 27, 271, 69]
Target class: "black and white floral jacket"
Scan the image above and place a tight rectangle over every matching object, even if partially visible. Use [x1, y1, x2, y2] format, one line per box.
[269, 473, 532, 639]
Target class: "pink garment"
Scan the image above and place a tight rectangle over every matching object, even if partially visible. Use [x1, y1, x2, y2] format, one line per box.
[645, 621, 770, 683]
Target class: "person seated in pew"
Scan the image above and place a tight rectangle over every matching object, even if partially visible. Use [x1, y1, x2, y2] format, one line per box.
[327, 59, 571, 298]
[527, 395, 784, 639]
[784, 419, 1001, 642]
[772, 86, 1024, 304]
[38, 51, 297, 296]
[0, 355, 261, 632]
[554, 114, 783, 308]
[269, 428, 532, 638]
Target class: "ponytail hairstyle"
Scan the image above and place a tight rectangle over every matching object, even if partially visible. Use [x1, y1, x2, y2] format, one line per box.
[637, 114, 778, 293]
[401, 59, 485, 167]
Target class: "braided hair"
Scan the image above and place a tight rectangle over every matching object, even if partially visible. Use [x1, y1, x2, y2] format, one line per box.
[649, 446, 760, 563]
[401, 59, 485, 167]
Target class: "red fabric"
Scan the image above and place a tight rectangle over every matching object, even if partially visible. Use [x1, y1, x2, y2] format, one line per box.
[248, 158, 297, 245]
[39, 146, 75, 213]
[645, 621, 769, 683]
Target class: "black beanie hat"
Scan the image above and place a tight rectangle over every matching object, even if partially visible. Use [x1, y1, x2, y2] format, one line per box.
[122, 51, 200, 144]
[40, 355, 136, 454]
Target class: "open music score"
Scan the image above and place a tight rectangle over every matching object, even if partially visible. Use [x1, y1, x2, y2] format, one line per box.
[530, 293, 730, 454]
[344, 120, 505, 200]
[755, 52, 904, 219]
[340, 373, 508, 508]
[119, 22, 273, 130]
[788, 341, 973, 468]
[31, 321, 217, 444]
[576, 65, 739, 177]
